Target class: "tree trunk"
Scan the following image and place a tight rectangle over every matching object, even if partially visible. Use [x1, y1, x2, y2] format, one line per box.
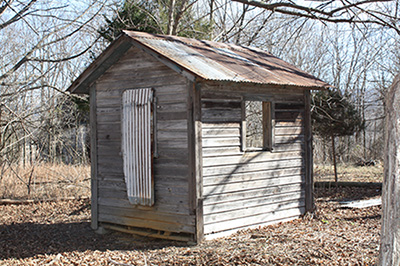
[379, 74, 400, 265]
[331, 134, 338, 188]
[167, 0, 176, 35]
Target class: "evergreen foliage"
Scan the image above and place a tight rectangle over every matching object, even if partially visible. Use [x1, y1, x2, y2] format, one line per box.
[98, 0, 213, 42]
[99, 1, 161, 42]
[311, 89, 364, 138]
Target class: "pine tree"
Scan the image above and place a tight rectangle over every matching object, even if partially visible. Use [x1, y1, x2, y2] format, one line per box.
[311, 89, 364, 186]
[98, 0, 213, 42]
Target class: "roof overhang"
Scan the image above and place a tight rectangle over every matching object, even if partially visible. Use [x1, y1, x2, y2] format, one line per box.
[67, 31, 332, 94]
[67, 34, 133, 94]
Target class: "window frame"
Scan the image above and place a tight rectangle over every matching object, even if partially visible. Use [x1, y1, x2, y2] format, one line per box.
[241, 98, 275, 152]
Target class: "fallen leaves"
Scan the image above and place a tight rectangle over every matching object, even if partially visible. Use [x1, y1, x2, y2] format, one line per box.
[0, 187, 380, 265]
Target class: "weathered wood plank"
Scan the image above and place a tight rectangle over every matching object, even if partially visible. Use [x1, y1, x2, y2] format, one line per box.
[275, 119, 303, 126]
[202, 128, 240, 137]
[156, 130, 189, 140]
[275, 126, 304, 136]
[202, 151, 302, 167]
[90, 85, 99, 230]
[98, 177, 189, 192]
[158, 139, 188, 149]
[202, 123, 240, 129]
[304, 90, 314, 212]
[98, 182, 189, 198]
[154, 165, 188, 178]
[275, 103, 305, 110]
[200, 83, 304, 97]
[69, 36, 132, 94]
[98, 197, 190, 214]
[204, 191, 304, 215]
[201, 91, 242, 100]
[99, 188, 188, 204]
[157, 111, 187, 121]
[203, 176, 303, 196]
[97, 130, 121, 142]
[97, 113, 121, 124]
[273, 142, 304, 152]
[97, 123, 121, 132]
[99, 66, 178, 83]
[203, 166, 304, 186]
[203, 183, 303, 205]
[203, 158, 303, 177]
[202, 147, 242, 157]
[158, 120, 188, 131]
[99, 205, 195, 225]
[204, 199, 305, 224]
[203, 207, 305, 235]
[97, 144, 122, 157]
[202, 109, 242, 123]
[188, 81, 204, 242]
[202, 137, 240, 148]
[102, 224, 193, 242]
[98, 213, 195, 234]
[97, 156, 123, 169]
[275, 111, 303, 121]
[201, 100, 241, 109]
[156, 102, 187, 112]
[96, 75, 187, 91]
[156, 148, 189, 160]
[275, 135, 304, 144]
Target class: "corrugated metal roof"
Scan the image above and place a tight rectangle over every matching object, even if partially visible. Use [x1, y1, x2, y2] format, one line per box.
[124, 30, 331, 89]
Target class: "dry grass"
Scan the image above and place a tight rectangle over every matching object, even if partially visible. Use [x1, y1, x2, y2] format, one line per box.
[0, 163, 90, 200]
[0, 163, 383, 200]
[314, 163, 383, 183]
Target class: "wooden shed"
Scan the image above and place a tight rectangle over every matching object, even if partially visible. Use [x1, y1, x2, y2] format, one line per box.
[68, 31, 331, 243]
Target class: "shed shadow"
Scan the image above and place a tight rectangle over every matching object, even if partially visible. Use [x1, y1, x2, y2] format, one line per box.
[0, 221, 185, 260]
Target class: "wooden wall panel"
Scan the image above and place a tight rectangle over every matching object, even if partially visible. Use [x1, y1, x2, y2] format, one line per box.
[95, 46, 194, 238]
[200, 87, 307, 236]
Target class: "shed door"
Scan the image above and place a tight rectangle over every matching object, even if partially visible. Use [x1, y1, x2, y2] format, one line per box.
[122, 88, 154, 206]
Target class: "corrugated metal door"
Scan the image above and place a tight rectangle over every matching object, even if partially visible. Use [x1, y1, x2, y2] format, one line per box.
[122, 88, 154, 206]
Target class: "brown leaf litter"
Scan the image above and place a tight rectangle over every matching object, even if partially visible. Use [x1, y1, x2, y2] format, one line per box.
[0, 186, 381, 265]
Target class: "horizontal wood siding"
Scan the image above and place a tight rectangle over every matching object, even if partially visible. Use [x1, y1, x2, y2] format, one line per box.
[95, 47, 194, 237]
[200, 86, 306, 235]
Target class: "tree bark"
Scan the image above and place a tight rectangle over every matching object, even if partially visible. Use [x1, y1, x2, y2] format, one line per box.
[379, 74, 400, 265]
[331, 134, 338, 189]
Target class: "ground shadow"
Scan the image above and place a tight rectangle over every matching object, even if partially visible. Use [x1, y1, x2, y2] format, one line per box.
[0, 221, 184, 260]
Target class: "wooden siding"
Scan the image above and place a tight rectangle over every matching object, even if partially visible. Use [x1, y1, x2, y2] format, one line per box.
[95, 46, 195, 238]
[200, 86, 306, 236]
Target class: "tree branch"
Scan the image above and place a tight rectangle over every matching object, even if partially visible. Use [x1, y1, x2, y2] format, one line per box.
[231, 0, 399, 33]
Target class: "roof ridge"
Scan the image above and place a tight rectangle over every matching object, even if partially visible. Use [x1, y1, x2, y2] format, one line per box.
[123, 30, 256, 51]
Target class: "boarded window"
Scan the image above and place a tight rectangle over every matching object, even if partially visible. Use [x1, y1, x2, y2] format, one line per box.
[122, 88, 154, 206]
[243, 101, 273, 151]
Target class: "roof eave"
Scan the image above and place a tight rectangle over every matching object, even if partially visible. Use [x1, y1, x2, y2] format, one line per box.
[67, 34, 133, 94]
[124, 31, 197, 82]
[197, 78, 332, 90]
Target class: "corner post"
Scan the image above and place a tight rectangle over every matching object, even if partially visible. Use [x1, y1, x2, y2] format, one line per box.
[188, 80, 203, 242]
[304, 90, 314, 212]
[89, 84, 99, 230]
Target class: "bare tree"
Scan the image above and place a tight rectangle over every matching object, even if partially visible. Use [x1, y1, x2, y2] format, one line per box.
[231, 0, 400, 33]
[0, 0, 111, 168]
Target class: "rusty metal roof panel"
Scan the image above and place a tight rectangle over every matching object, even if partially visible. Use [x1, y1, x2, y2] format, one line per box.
[124, 30, 331, 89]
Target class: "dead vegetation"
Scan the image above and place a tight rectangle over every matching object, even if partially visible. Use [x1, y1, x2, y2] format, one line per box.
[0, 163, 90, 200]
[314, 164, 383, 183]
[0, 185, 381, 265]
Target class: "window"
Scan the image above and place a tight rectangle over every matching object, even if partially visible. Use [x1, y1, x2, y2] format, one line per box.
[122, 88, 155, 206]
[242, 100, 274, 151]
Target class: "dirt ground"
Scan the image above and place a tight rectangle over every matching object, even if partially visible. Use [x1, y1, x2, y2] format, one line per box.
[0, 186, 381, 265]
